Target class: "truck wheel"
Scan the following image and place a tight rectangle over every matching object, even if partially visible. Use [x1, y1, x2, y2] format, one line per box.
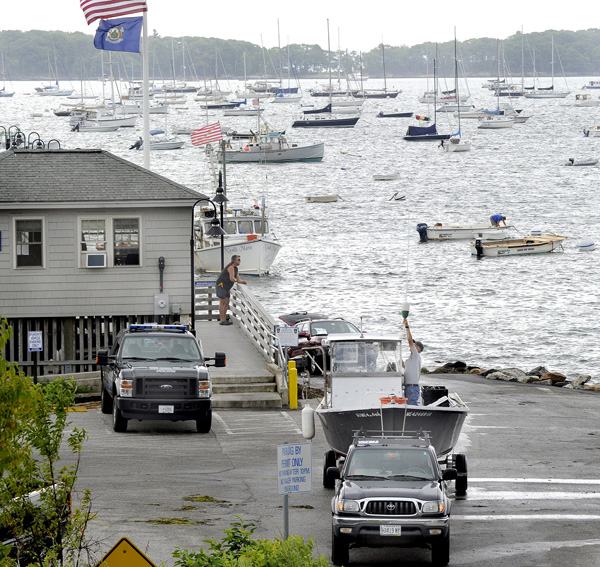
[112, 400, 128, 432]
[196, 410, 212, 433]
[454, 453, 468, 496]
[331, 531, 349, 566]
[100, 384, 113, 414]
[323, 450, 337, 488]
[431, 530, 450, 566]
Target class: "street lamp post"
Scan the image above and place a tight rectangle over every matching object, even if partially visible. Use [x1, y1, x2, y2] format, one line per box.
[212, 171, 229, 272]
[190, 198, 226, 335]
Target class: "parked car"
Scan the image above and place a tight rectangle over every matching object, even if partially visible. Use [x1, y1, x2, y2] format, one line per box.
[327, 433, 457, 566]
[287, 318, 361, 374]
[96, 324, 225, 433]
[278, 311, 329, 326]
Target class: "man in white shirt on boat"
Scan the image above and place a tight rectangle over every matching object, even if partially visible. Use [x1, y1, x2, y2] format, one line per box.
[402, 317, 423, 405]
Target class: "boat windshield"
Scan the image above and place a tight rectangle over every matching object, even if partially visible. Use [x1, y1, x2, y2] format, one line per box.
[346, 448, 436, 481]
[330, 340, 402, 374]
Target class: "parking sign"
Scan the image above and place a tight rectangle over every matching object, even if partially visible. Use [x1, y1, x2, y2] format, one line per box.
[28, 331, 43, 352]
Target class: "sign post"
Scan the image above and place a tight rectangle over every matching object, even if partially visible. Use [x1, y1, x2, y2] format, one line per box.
[28, 331, 43, 384]
[277, 442, 312, 538]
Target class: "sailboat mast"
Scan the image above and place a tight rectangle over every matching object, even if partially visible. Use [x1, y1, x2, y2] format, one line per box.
[327, 19, 332, 104]
[454, 28, 460, 135]
[551, 35, 555, 89]
[381, 38, 387, 93]
[496, 39, 500, 109]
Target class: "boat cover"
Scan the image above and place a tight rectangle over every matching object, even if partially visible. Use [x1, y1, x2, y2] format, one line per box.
[407, 124, 438, 136]
[303, 103, 332, 114]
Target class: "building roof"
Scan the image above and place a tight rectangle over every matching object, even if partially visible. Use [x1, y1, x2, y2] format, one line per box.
[0, 148, 207, 205]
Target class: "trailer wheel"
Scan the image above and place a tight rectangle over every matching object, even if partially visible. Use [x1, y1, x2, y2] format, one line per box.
[323, 450, 337, 488]
[454, 453, 468, 496]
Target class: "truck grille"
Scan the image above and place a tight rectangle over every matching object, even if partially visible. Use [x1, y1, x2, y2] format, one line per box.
[134, 377, 197, 399]
[365, 500, 416, 516]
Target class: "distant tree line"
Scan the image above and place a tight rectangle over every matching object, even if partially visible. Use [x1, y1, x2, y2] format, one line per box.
[1, 28, 600, 83]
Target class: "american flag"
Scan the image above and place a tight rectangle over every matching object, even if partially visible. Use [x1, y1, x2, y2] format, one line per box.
[191, 123, 223, 147]
[80, 0, 148, 25]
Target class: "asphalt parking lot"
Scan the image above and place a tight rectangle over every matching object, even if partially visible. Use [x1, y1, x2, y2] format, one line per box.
[69, 373, 600, 567]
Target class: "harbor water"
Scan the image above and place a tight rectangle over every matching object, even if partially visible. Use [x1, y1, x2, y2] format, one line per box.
[2, 77, 599, 380]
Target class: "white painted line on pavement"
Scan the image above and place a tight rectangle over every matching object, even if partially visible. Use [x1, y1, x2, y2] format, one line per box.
[468, 478, 600, 484]
[280, 411, 303, 434]
[213, 412, 233, 434]
[464, 489, 600, 499]
[454, 514, 600, 521]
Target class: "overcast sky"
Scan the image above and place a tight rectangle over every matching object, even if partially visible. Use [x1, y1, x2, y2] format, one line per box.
[1, 1, 592, 52]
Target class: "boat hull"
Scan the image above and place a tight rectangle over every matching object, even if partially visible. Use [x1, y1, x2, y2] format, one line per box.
[195, 238, 282, 276]
[427, 224, 511, 240]
[316, 404, 468, 458]
[217, 142, 324, 163]
[404, 134, 451, 142]
[470, 236, 567, 257]
[292, 117, 359, 128]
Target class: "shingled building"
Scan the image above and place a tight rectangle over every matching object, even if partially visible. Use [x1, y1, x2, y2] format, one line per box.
[0, 148, 207, 374]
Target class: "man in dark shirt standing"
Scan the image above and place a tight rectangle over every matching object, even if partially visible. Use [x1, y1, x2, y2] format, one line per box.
[215, 255, 247, 325]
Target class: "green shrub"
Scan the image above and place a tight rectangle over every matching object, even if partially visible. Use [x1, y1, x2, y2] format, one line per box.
[173, 516, 329, 567]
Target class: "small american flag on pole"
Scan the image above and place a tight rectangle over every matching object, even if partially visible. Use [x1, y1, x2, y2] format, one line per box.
[80, 0, 148, 25]
[191, 123, 224, 147]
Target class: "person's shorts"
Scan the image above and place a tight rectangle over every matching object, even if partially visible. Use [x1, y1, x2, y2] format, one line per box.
[216, 286, 230, 299]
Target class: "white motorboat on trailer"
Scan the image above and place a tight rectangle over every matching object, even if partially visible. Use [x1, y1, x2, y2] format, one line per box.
[312, 332, 469, 492]
[416, 222, 512, 241]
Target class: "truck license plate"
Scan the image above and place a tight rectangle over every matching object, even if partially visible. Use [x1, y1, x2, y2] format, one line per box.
[159, 405, 174, 414]
[380, 525, 402, 536]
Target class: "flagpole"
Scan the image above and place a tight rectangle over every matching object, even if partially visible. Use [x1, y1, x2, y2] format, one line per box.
[142, 11, 150, 169]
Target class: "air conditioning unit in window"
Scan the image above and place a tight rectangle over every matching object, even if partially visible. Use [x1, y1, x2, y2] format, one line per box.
[86, 253, 107, 268]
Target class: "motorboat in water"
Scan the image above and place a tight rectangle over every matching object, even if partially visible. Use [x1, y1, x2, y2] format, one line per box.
[470, 234, 567, 257]
[217, 130, 324, 163]
[373, 173, 400, 181]
[377, 111, 413, 118]
[313, 333, 469, 479]
[564, 157, 598, 166]
[194, 204, 282, 276]
[417, 222, 513, 241]
[305, 195, 340, 203]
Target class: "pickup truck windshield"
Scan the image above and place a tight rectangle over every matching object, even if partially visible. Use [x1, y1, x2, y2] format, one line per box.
[346, 448, 436, 480]
[121, 336, 202, 361]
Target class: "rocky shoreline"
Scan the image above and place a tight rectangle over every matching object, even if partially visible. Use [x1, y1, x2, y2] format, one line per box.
[426, 361, 600, 391]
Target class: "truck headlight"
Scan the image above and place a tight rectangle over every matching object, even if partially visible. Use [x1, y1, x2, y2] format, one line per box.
[422, 501, 444, 513]
[198, 380, 211, 398]
[337, 500, 360, 512]
[118, 379, 133, 397]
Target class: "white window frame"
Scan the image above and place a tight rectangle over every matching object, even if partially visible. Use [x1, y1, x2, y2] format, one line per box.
[13, 216, 46, 269]
[78, 215, 142, 268]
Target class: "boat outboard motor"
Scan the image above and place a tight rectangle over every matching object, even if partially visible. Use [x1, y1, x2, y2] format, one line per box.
[474, 239, 484, 259]
[416, 223, 429, 242]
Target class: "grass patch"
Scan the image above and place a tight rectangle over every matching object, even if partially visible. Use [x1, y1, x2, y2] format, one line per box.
[145, 518, 200, 525]
[183, 495, 226, 503]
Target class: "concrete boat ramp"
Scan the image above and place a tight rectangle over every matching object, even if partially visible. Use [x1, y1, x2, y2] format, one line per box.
[196, 320, 284, 409]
